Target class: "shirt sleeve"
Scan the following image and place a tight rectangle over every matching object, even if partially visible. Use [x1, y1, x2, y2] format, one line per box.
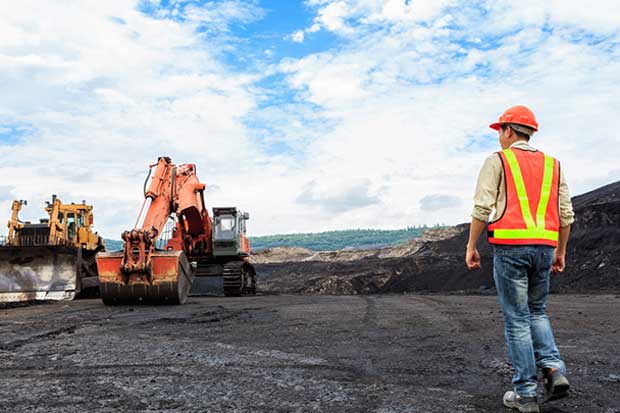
[558, 166, 575, 227]
[471, 154, 502, 222]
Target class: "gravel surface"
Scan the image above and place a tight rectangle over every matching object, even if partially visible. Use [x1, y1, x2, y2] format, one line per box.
[1, 294, 619, 412]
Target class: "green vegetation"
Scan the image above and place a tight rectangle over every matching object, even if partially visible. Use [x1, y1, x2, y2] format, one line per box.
[104, 239, 123, 251]
[104, 225, 444, 252]
[250, 226, 441, 251]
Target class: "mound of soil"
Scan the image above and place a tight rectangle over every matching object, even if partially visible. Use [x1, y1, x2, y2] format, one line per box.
[561, 181, 620, 291]
[254, 181, 620, 294]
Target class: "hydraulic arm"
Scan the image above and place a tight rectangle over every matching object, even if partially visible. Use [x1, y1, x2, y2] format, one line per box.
[120, 157, 212, 276]
[97, 157, 211, 304]
[96, 156, 256, 305]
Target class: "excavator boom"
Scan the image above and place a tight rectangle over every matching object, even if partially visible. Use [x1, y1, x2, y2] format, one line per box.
[96, 156, 257, 304]
[96, 157, 210, 305]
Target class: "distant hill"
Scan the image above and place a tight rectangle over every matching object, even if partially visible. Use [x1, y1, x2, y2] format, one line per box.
[250, 227, 440, 251]
[104, 239, 123, 251]
[104, 226, 442, 252]
[254, 180, 620, 295]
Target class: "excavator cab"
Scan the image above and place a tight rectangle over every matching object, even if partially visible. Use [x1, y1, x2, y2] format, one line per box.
[208, 207, 254, 297]
[212, 208, 250, 257]
[96, 157, 256, 305]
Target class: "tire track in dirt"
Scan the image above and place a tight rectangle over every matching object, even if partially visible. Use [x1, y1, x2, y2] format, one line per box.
[2, 295, 618, 412]
[0, 325, 79, 351]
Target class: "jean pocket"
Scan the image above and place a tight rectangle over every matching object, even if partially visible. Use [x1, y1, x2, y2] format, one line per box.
[541, 250, 555, 266]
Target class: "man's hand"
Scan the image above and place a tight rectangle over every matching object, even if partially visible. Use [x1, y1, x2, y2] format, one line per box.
[552, 226, 571, 274]
[466, 248, 481, 270]
[466, 218, 487, 271]
[551, 253, 565, 274]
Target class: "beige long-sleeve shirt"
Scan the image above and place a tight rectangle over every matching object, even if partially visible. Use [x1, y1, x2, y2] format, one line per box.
[471, 141, 575, 227]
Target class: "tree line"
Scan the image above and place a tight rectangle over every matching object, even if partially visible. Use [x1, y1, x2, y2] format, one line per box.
[104, 225, 445, 252]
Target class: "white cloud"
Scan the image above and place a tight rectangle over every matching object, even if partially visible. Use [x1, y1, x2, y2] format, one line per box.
[0, 0, 271, 238]
[301, 0, 455, 37]
[419, 194, 462, 211]
[484, 0, 620, 34]
[275, 0, 620, 230]
[296, 179, 380, 213]
[1, 1, 618, 241]
[291, 30, 305, 43]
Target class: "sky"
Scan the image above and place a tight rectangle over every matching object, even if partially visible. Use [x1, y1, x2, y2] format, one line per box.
[0, 0, 619, 238]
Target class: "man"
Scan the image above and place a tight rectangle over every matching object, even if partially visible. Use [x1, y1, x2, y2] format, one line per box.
[465, 105, 574, 412]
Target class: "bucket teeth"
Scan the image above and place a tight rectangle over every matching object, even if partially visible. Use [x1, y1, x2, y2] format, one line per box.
[96, 250, 194, 305]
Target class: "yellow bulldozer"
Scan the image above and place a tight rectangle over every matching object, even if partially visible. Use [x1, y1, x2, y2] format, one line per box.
[0, 195, 104, 302]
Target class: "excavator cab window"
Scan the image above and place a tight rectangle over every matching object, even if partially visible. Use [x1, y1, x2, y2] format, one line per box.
[77, 213, 85, 228]
[214, 215, 236, 240]
[239, 217, 246, 234]
[67, 213, 76, 241]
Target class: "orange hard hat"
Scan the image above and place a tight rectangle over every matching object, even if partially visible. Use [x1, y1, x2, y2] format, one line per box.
[489, 105, 539, 132]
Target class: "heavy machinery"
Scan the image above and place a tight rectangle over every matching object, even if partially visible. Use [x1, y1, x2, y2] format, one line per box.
[0, 196, 105, 302]
[96, 156, 256, 305]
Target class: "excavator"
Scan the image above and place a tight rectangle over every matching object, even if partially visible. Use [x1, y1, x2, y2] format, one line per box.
[0, 196, 105, 302]
[96, 156, 256, 305]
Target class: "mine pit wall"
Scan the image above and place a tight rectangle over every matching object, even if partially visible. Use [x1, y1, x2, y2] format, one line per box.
[256, 202, 620, 296]
[256, 182, 620, 295]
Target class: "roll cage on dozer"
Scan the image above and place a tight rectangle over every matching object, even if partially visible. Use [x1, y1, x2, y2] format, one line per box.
[96, 157, 256, 305]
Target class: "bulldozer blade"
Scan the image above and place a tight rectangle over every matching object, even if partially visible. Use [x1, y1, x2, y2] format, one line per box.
[97, 250, 194, 305]
[0, 245, 80, 303]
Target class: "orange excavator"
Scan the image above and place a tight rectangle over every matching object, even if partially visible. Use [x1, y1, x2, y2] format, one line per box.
[96, 157, 256, 305]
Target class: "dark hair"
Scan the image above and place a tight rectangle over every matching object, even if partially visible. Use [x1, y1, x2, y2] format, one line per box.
[500, 124, 530, 141]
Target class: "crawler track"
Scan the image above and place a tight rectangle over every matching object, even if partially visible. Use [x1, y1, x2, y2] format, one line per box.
[223, 261, 256, 296]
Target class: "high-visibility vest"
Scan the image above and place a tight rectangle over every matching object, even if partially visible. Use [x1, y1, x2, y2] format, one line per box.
[488, 148, 560, 247]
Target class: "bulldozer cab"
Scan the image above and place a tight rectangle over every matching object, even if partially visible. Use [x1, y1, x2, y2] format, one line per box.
[212, 208, 250, 257]
[1, 195, 104, 302]
[6, 196, 100, 250]
[41, 196, 101, 250]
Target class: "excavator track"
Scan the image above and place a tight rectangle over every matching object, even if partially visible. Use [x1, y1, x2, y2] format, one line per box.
[223, 261, 256, 297]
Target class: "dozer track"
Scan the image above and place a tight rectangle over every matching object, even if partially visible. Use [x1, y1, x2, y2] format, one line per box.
[97, 250, 195, 305]
[223, 261, 256, 297]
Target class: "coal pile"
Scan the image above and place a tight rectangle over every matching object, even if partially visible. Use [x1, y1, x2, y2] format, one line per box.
[254, 180, 620, 294]
[560, 180, 620, 291]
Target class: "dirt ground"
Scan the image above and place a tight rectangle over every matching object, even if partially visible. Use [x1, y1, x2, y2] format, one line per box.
[1, 294, 619, 412]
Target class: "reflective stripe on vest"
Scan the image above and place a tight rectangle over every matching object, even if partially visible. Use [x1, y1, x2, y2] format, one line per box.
[488, 148, 560, 245]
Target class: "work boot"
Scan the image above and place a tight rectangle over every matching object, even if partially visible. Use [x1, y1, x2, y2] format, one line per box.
[543, 367, 570, 401]
[503, 391, 540, 412]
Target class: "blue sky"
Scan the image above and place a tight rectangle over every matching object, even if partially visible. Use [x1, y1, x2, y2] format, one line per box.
[0, 0, 619, 237]
[0, 123, 33, 145]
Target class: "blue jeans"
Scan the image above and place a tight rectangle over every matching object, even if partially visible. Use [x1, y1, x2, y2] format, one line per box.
[493, 245, 566, 397]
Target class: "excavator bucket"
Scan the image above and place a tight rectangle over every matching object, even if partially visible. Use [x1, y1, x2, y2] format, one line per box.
[97, 250, 194, 305]
[0, 245, 80, 302]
